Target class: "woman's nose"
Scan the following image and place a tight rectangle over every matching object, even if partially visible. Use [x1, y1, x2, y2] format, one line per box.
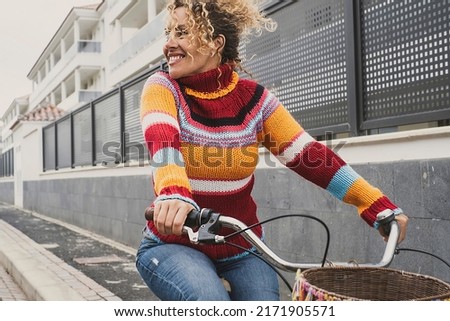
[164, 36, 178, 49]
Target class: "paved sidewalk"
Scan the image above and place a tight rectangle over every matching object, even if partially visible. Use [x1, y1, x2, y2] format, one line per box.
[0, 265, 28, 301]
[0, 203, 157, 301]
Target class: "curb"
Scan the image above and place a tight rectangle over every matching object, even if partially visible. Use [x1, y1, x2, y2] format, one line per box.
[0, 219, 121, 301]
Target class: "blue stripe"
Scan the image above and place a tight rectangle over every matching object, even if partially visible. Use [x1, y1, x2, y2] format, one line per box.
[326, 165, 360, 200]
[261, 91, 280, 122]
[178, 108, 261, 142]
[152, 147, 184, 168]
[154, 194, 200, 211]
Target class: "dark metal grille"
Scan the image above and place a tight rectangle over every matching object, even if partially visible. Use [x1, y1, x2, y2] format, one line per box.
[241, 0, 348, 131]
[124, 78, 148, 162]
[93, 91, 121, 165]
[43, 125, 56, 171]
[73, 107, 92, 167]
[361, 0, 450, 126]
[0, 149, 14, 177]
[56, 117, 71, 169]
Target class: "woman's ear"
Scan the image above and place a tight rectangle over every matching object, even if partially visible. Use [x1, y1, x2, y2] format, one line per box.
[214, 34, 226, 54]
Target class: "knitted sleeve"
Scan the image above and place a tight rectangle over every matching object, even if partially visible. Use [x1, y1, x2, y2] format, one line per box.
[140, 72, 199, 210]
[260, 89, 400, 227]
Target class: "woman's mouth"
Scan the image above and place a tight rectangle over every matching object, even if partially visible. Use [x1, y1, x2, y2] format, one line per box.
[168, 55, 185, 65]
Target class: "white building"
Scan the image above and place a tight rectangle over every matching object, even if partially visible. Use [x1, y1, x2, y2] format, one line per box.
[26, 0, 167, 114]
[1, 0, 168, 202]
[0, 96, 29, 178]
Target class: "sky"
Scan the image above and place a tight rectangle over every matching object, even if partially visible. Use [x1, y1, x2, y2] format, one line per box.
[0, 0, 100, 117]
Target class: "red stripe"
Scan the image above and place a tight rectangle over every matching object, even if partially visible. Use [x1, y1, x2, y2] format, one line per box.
[286, 141, 345, 189]
[144, 124, 180, 155]
[159, 186, 192, 199]
[360, 196, 398, 226]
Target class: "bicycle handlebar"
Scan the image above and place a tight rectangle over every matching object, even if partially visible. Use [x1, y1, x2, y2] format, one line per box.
[144, 207, 400, 272]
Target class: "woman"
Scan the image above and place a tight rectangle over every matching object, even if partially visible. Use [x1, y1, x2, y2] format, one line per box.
[136, 0, 408, 301]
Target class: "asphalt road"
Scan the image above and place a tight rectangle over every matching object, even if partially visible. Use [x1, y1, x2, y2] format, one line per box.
[0, 205, 158, 301]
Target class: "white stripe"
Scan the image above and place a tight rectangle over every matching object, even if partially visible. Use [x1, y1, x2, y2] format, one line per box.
[190, 176, 252, 193]
[276, 132, 315, 165]
[141, 112, 180, 133]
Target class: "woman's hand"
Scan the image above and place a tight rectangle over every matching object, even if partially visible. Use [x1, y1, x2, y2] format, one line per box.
[379, 213, 409, 243]
[152, 200, 195, 236]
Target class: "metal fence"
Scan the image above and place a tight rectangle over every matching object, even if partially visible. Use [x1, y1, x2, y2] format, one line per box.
[43, 69, 153, 171]
[42, 0, 450, 171]
[0, 148, 14, 177]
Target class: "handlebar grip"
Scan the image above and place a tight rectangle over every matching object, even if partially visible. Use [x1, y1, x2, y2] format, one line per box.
[144, 207, 212, 228]
[376, 209, 396, 235]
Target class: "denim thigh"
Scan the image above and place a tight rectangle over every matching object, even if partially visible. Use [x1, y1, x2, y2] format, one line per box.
[217, 254, 280, 301]
[136, 238, 230, 301]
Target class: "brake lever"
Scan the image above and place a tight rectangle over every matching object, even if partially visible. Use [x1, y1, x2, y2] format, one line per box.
[183, 226, 199, 244]
[184, 212, 224, 244]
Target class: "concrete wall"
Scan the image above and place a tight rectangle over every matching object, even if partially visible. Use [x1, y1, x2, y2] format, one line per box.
[20, 157, 450, 286]
[23, 173, 153, 248]
[254, 158, 450, 287]
[0, 180, 14, 204]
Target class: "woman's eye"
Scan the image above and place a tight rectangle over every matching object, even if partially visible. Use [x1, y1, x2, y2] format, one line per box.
[175, 29, 188, 38]
[164, 29, 171, 40]
[164, 28, 188, 41]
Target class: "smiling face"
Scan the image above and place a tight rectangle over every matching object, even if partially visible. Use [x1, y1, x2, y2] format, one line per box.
[163, 7, 221, 79]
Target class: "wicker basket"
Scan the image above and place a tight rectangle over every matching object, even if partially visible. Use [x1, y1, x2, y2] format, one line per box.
[292, 267, 450, 301]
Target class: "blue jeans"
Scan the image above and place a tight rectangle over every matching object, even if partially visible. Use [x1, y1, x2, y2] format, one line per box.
[136, 237, 280, 301]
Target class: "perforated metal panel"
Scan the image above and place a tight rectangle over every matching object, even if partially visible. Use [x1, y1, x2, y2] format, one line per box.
[94, 91, 121, 164]
[43, 125, 56, 171]
[361, 0, 450, 124]
[56, 117, 71, 169]
[124, 78, 149, 162]
[241, 0, 348, 131]
[0, 149, 14, 177]
[73, 107, 92, 167]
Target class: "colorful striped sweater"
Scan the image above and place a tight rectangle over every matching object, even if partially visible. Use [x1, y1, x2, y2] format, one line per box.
[140, 63, 400, 261]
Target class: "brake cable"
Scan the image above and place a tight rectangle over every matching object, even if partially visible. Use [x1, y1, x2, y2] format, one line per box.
[222, 214, 331, 293]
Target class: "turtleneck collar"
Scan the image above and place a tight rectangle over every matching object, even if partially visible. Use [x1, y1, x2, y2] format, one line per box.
[177, 64, 238, 99]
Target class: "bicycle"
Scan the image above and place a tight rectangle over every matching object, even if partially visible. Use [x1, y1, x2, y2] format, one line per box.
[145, 207, 450, 301]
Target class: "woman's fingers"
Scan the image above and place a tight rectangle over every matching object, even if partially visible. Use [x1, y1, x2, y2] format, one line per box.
[153, 200, 194, 235]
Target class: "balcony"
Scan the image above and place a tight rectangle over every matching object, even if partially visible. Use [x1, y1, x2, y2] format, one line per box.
[109, 11, 166, 71]
[78, 40, 102, 53]
[57, 89, 101, 112]
[79, 90, 102, 102]
[29, 41, 103, 109]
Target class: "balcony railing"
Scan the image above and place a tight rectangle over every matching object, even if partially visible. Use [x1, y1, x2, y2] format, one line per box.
[78, 41, 102, 53]
[110, 11, 166, 70]
[79, 90, 102, 102]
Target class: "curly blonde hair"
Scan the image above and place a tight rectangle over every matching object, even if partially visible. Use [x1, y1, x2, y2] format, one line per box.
[166, 0, 277, 68]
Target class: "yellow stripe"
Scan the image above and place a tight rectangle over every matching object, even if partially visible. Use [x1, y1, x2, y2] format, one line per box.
[343, 178, 384, 213]
[262, 105, 303, 155]
[181, 143, 259, 180]
[153, 164, 191, 195]
[140, 83, 178, 120]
